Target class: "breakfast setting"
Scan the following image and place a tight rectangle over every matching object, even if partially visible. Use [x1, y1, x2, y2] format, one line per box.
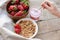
[0, 0, 60, 40]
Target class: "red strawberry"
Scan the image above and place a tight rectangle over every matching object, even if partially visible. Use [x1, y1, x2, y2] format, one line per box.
[15, 28, 21, 34]
[15, 0, 19, 3]
[14, 24, 21, 34]
[20, 2, 24, 5]
[15, 11, 23, 16]
[15, 24, 21, 29]
[18, 5, 24, 11]
[8, 5, 17, 11]
[23, 4, 29, 10]
[10, 11, 16, 16]
[8, 5, 14, 11]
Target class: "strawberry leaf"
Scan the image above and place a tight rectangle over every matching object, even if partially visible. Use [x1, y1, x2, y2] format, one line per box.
[20, 0, 27, 3]
[11, 0, 16, 4]
[11, 2, 15, 4]
[23, 10, 27, 14]
[24, 1, 29, 6]
[20, 0, 29, 6]
[14, 7, 17, 11]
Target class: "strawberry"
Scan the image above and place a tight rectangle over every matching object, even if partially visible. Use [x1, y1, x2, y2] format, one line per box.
[20, 2, 24, 5]
[21, 0, 29, 9]
[15, 24, 21, 29]
[15, 0, 19, 3]
[23, 4, 29, 10]
[15, 28, 21, 34]
[10, 11, 16, 16]
[15, 11, 23, 16]
[18, 5, 24, 11]
[8, 5, 14, 11]
[8, 5, 17, 11]
[11, 0, 19, 4]
[14, 24, 21, 34]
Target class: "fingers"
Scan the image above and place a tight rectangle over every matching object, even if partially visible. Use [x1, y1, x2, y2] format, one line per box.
[45, 1, 53, 7]
[41, 1, 52, 9]
[41, 2, 50, 9]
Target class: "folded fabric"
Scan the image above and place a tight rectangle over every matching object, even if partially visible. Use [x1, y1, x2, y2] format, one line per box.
[0, 0, 10, 7]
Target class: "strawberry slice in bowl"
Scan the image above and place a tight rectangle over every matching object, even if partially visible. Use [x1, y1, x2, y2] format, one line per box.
[8, 5, 17, 11]
[10, 11, 16, 16]
[14, 11, 24, 16]
[18, 5, 24, 11]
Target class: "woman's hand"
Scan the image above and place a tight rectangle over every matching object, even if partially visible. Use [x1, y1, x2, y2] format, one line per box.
[41, 1, 60, 17]
[41, 1, 58, 14]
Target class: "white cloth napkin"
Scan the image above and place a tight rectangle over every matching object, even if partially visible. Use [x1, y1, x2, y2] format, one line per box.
[0, 0, 10, 7]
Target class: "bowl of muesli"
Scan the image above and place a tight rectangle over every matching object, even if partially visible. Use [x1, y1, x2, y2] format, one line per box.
[14, 18, 38, 39]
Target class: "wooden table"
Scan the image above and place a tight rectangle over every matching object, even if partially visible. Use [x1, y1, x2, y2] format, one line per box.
[35, 18, 60, 40]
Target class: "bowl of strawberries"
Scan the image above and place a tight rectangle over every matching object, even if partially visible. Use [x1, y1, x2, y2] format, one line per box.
[6, 0, 29, 20]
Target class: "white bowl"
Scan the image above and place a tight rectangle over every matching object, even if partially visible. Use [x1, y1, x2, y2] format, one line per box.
[16, 18, 38, 39]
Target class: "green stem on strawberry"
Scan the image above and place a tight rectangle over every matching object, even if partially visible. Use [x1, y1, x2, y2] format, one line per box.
[14, 7, 18, 11]
[25, 1, 29, 6]
[20, 0, 26, 2]
[8, 10, 11, 13]
[11, 0, 16, 4]
[20, 0, 29, 5]
[24, 10, 27, 13]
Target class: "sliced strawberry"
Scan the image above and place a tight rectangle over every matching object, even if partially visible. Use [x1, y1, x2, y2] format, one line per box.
[8, 5, 17, 11]
[14, 24, 21, 34]
[8, 5, 14, 11]
[15, 11, 23, 16]
[10, 11, 16, 16]
[18, 5, 24, 11]
[22, 4, 29, 10]
[20, 2, 24, 5]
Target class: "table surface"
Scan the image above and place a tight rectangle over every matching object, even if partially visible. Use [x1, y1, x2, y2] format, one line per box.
[36, 18, 60, 40]
[0, 0, 60, 40]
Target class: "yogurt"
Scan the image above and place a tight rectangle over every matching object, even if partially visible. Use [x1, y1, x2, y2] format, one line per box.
[29, 8, 42, 21]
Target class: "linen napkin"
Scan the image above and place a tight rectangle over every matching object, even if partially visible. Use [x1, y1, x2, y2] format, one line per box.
[0, 0, 10, 8]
